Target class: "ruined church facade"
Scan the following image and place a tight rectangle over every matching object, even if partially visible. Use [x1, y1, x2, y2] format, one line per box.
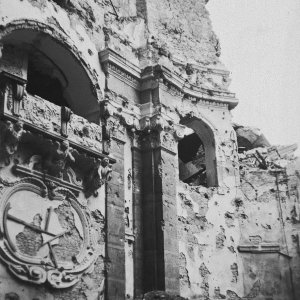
[0, 1, 299, 299]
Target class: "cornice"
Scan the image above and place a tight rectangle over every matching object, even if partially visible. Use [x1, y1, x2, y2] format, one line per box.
[238, 243, 280, 254]
[99, 48, 238, 110]
[99, 48, 141, 90]
[142, 65, 238, 109]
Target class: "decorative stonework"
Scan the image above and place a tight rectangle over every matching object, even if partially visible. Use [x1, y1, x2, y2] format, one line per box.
[20, 93, 61, 134]
[100, 48, 238, 110]
[0, 120, 24, 166]
[43, 140, 75, 179]
[0, 20, 101, 100]
[61, 106, 72, 137]
[0, 177, 100, 288]
[99, 48, 141, 90]
[107, 62, 140, 88]
[84, 158, 112, 198]
[68, 114, 103, 153]
[2, 90, 104, 155]
[14, 164, 83, 199]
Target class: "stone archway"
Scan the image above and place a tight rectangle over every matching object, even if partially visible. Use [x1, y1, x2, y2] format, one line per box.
[0, 20, 102, 122]
[180, 116, 218, 187]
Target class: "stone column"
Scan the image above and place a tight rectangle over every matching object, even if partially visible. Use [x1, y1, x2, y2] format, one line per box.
[131, 134, 144, 297]
[105, 117, 126, 300]
[141, 128, 181, 294]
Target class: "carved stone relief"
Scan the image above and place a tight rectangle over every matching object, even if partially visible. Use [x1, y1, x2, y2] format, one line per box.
[68, 114, 102, 152]
[84, 158, 112, 198]
[0, 120, 24, 166]
[19, 94, 61, 134]
[0, 177, 100, 288]
[43, 140, 75, 178]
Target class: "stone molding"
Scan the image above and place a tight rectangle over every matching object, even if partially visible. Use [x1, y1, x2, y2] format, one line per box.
[99, 48, 141, 90]
[238, 244, 280, 253]
[0, 20, 101, 99]
[0, 119, 113, 198]
[99, 48, 238, 109]
[13, 164, 83, 198]
[0, 74, 114, 163]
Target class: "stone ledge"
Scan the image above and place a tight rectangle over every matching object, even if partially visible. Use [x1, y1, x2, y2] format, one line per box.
[99, 48, 238, 109]
[238, 244, 280, 253]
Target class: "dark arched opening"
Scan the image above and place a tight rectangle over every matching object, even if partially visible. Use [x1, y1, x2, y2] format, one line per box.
[0, 27, 100, 122]
[26, 48, 69, 107]
[178, 132, 207, 186]
[179, 117, 218, 187]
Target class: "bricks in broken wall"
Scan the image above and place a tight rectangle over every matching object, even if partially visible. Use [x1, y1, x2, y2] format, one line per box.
[0, 1, 298, 300]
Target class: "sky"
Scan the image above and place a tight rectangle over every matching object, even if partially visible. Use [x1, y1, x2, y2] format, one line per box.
[207, 0, 300, 154]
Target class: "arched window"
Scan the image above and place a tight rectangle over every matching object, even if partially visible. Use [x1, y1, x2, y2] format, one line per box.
[26, 48, 69, 107]
[178, 131, 207, 186]
[179, 117, 218, 187]
[0, 28, 100, 122]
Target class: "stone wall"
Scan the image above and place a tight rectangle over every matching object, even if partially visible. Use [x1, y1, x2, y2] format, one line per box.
[0, 1, 299, 300]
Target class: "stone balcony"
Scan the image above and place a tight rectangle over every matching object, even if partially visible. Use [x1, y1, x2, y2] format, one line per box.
[0, 70, 111, 161]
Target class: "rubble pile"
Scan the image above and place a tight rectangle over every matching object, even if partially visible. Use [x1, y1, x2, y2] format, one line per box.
[239, 144, 298, 170]
[235, 124, 298, 170]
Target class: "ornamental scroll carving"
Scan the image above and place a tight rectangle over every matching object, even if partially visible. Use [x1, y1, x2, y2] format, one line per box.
[0, 177, 100, 288]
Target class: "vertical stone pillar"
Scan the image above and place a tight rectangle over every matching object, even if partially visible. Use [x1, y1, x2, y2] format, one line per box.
[131, 134, 144, 297]
[141, 128, 180, 294]
[105, 117, 126, 300]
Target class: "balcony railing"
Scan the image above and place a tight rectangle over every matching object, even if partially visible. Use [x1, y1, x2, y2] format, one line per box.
[0, 71, 107, 159]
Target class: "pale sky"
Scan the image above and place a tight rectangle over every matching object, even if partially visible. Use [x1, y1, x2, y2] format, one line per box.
[207, 0, 300, 154]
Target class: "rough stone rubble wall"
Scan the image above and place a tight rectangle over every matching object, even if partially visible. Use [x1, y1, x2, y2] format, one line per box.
[142, 0, 220, 65]
[176, 156, 300, 299]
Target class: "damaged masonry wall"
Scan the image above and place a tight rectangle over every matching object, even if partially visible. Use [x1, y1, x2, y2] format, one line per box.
[0, 0, 299, 300]
[176, 128, 300, 299]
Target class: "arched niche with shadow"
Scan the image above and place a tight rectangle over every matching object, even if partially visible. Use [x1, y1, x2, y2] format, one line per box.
[179, 116, 218, 187]
[0, 26, 100, 123]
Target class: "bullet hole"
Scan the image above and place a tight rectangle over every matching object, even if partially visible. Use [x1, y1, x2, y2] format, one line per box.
[216, 226, 226, 249]
[5, 293, 19, 300]
[72, 255, 78, 264]
[240, 213, 248, 219]
[233, 197, 243, 208]
[231, 263, 238, 283]
[225, 212, 235, 227]
[228, 246, 236, 253]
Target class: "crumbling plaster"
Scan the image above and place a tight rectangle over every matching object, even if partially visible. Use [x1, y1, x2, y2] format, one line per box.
[0, 1, 299, 300]
[0, 0, 106, 96]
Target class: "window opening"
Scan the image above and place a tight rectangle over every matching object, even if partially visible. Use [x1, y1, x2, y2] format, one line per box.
[178, 131, 207, 186]
[26, 49, 69, 107]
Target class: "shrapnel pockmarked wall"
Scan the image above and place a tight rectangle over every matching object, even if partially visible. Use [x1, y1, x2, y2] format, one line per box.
[0, 1, 299, 299]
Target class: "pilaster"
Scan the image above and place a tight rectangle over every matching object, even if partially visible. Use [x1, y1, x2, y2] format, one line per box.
[141, 125, 183, 294]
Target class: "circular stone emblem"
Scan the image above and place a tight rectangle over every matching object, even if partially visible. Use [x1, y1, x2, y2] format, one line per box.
[0, 178, 99, 288]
